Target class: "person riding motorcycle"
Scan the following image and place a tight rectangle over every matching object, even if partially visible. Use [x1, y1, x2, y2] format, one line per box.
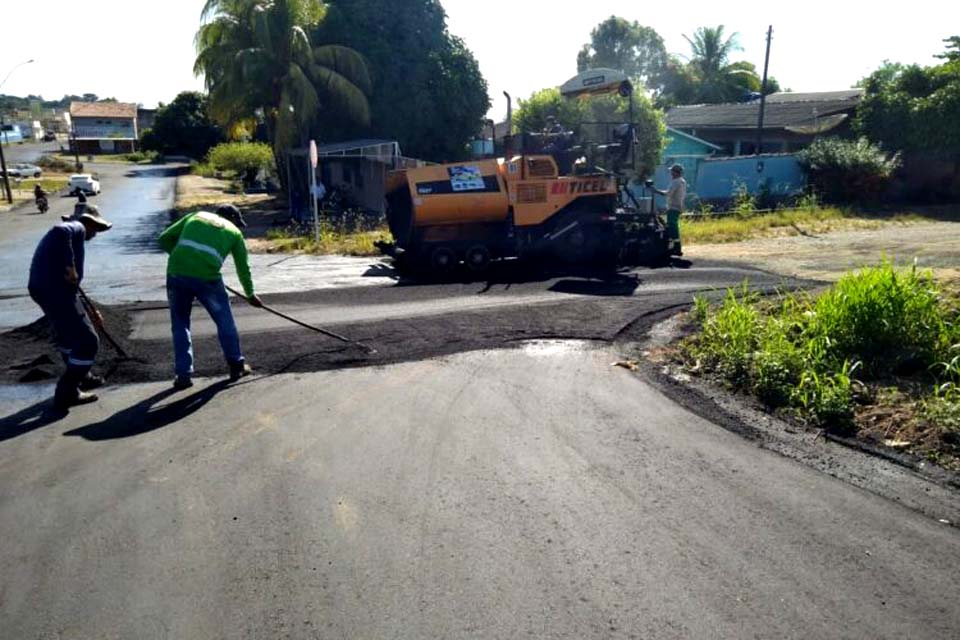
[34, 184, 49, 213]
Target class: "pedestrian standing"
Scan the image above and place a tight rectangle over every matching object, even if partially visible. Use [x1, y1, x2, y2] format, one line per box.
[158, 204, 263, 390]
[28, 205, 113, 410]
[655, 164, 687, 256]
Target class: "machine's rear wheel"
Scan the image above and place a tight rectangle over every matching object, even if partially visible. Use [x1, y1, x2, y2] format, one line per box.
[429, 246, 458, 273]
[465, 244, 491, 273]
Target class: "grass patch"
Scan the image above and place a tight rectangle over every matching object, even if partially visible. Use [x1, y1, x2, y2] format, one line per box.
[52, 152, 157, 165]
[682, 206, 924, 244]
[683, 260, 960, 468]
[189, 161, 219, 178]
[263, 225, 390, 257]
[13, 176, 70, 193]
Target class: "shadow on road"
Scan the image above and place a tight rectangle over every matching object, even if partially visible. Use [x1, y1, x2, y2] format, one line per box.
[64, 380, 230, 441]
[113, 209, 177, 254]
[378, 256, 694, 292]
[549, 273, 642, 296]
[122, 166, 186, 180]
[0, 400, 67, 442]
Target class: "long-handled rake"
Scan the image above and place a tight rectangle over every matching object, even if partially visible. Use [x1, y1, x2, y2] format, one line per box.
[224, 285, 377, 355]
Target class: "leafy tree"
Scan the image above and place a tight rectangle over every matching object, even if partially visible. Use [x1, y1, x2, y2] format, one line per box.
[512, 88, 589, 134]
[576, 17, 668, 94]
[141, 91, 224, 158]
[314, 0, 489, 161]
[855, 60, 905, 88]
[682, 25, 758, 103]
[854, 59, 960, 160]
[937, 35, 960, 61]
[194, 0, 372, 173]
[658, 57, 700, 106]
[513, 87, 665, 177]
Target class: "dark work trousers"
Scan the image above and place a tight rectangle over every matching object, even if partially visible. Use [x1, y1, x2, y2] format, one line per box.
[29, 287, 100, 401]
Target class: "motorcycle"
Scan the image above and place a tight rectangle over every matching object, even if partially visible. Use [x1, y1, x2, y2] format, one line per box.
[36, 195, 49, 214]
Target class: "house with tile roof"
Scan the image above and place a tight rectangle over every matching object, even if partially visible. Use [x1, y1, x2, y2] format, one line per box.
[666, 90, 863, 156]
[70, 101, 139, 154]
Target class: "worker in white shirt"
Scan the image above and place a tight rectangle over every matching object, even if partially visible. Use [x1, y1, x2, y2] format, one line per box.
[655, 164, 687, 256]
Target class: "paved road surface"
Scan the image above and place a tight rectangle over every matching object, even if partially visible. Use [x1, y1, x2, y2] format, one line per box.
[1, 345, 957, 639]
[2, 160, 958, 638]
[0, 163, 392, 330]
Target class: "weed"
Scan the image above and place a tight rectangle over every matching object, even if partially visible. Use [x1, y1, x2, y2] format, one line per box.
[265, 224, 390, 257]
[684, 260, 960, 436]
[731, 182, 756, 217]
[691, 295, 710, 325]
[190, 161, 219, 178]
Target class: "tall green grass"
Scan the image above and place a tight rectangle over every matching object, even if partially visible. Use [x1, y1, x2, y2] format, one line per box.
[265, 226, 390, 257]
[688, 261, 960, 432]
[680, 207, 923, 244]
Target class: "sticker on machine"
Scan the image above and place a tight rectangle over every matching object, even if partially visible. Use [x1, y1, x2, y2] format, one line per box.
[448, 165, 486, 192]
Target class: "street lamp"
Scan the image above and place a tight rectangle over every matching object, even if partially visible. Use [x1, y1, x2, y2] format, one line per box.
[0, 59, 36, 204]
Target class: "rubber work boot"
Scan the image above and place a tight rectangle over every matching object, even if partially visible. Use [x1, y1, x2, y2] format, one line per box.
[228, 361, 252, 381]
[173, 376, 194, 390]
[79, 373, 105, 391]
[53, 390, 99, 412]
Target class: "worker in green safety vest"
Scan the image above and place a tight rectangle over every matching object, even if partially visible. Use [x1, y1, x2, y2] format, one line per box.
[158, 204, 263, 390]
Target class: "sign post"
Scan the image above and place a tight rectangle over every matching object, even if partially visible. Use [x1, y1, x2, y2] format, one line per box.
[309, 140, 319, 244]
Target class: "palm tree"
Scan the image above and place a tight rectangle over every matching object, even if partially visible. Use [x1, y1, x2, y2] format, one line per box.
[683, 25, 756, 103]
[194, 0, 371, 159]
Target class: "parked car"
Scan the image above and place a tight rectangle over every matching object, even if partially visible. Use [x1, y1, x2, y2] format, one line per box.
[42, 131, 57, 142]
[2, 163, 42, 178]
[68, 174, 101, 196]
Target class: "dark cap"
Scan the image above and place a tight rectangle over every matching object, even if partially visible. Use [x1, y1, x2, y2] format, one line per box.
[216, 204, 247, 228]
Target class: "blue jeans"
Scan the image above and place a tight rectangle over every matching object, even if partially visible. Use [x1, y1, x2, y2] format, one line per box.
[166, 275, 243, 377]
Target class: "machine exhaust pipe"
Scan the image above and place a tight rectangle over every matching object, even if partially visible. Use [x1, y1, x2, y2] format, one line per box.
[503, 91, 513, 156]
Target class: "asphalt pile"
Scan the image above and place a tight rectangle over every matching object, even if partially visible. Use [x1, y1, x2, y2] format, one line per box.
[1, 297, 136, 385]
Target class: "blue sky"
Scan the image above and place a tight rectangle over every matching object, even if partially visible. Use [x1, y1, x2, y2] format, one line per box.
[2, 0, 955, 121]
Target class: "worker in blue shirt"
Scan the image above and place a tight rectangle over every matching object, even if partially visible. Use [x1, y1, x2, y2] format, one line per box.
[28, 204, 113, 411]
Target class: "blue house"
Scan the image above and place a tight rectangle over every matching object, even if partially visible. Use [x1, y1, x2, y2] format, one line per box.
[0, 123, 26, 143]
[661, 127, 722, 181]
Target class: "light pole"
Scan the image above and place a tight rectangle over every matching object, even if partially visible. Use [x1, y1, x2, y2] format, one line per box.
[0, 59, 35, 204]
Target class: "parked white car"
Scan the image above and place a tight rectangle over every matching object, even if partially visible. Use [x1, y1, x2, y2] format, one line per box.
[3, 163, 42, 178]
[68, 174, 101, 196]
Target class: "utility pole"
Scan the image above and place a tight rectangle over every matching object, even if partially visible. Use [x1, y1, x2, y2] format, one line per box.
[755, 26, 773, 158]
[0, 59, 35, 203]
[0, 114, 12, 203]
[71, 118, 81, 172]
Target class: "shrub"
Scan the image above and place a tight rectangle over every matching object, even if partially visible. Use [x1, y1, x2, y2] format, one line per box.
[207, 142, 274, 189]
[35, 154, 75, 172]
[123, 150, 160, 163]
[797, 137, 900, 203]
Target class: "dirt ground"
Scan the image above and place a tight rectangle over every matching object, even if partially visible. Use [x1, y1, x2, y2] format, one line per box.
[174, 174, 277, 215]
[686, 219, 960, 283]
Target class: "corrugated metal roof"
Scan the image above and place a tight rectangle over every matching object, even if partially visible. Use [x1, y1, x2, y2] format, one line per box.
[316, 139, 396, 154]
[666, 91, 863, 130]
